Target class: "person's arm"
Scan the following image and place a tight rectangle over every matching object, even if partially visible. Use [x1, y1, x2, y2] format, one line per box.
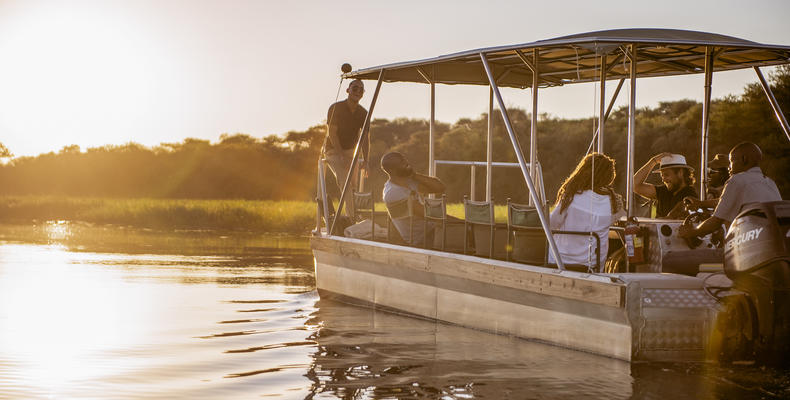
[665, 200, 688, 219]
[633, 153, 670, 199]
[612, 193, 627, 221]
[412, 173, 445, 194]
[549, 205, 564, 230]
[325, 104, 342, 151]
[678, 215, 727, 239]
[684, 196, 718, 210]
[326, 124, 342, 151]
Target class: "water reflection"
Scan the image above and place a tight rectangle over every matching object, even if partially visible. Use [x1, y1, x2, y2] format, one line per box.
[0, 222, 787, 399]
[305, 298, 633, 399]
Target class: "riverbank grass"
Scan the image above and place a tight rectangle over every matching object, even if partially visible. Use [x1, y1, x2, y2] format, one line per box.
[0, 196, 513, 233]
[0, 196, 316, 233]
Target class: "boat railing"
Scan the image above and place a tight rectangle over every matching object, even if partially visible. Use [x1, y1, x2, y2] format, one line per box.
[433, 160, 546, 204]
[316, 157, 331, 234]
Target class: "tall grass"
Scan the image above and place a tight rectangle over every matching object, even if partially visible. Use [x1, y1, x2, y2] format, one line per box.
[0, 196, 518, 233]
[0, 196, 316, 234]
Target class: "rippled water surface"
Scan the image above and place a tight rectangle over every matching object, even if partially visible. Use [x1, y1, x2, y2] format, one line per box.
[0, 222, 788, 399]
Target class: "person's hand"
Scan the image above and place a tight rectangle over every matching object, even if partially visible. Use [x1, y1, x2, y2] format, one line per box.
[652, 152, 671, 164]
[683, 196, 701, 210]
[677, 223, 696, 239]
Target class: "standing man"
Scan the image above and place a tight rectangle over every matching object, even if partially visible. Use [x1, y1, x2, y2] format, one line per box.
[633, 153, 698, 218]
[679, 142, 782, 239]
[324, 79, 369, 218]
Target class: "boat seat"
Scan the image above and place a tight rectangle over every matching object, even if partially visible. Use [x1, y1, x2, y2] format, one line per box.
[464, 196, 507, 259]
[423, 194, 465, 252]
[506, 199, 547, 265]
[506, 199, 602, 270]
[353, 191, 376, 241]
[385, 193, 433, 246]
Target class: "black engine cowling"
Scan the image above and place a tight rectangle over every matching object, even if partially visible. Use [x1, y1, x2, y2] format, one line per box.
[722, 201, 790, 365]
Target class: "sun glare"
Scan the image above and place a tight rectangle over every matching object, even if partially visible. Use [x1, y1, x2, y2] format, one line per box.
[0, 239, 155, 392]
[0, 2, 174, 157]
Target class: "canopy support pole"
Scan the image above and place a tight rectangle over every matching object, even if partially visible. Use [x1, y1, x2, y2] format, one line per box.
[755, 66, 790, 142]
[430, 74, 436, 177]
[330, 70, 384, 236]
[598, 54, 607, 153]
[480, 53, 564, 270]
[530, 49, 540, 205]
[586, 79, 625, 155]
[626, 45, 637, 217]
[700, 47, 714, 200]
[486, 87, 494, 202]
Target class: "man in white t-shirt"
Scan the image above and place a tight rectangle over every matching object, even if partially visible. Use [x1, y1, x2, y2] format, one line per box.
[679, 142, 782, 240]
[381, 152, 445, 246]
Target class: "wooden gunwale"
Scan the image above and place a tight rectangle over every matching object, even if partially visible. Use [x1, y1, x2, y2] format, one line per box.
[311, 235, 625, 308]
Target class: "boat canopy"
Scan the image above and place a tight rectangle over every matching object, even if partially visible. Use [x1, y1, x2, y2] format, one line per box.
[343, 29, 790, 88]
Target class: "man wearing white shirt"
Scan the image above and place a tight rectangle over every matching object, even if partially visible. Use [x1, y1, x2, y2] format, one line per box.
[679, 142, 782, 240]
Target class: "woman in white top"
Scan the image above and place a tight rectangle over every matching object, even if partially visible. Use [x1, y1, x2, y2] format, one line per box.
[548, 153, 625, 269]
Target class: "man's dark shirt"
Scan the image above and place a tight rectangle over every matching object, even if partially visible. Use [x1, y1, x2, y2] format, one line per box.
[327, 100, 368, 154]
[654, 184, 697, 218]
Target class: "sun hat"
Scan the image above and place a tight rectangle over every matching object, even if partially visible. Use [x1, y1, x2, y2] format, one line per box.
[655, 154, 694, 172]
[708, 153, 729, 170]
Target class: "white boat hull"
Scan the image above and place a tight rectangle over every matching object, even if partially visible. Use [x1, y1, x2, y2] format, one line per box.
[312, 235, 720, 362]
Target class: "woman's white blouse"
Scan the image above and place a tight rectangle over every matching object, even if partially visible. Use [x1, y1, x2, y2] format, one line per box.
[547, 190, 625, 267]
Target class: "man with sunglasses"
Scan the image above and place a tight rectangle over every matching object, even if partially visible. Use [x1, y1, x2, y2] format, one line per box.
[324, 79, 369, 218]
[683, 153, 730, 210]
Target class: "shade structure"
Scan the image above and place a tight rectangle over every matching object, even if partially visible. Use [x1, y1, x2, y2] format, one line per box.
[343, 29, 790, 87]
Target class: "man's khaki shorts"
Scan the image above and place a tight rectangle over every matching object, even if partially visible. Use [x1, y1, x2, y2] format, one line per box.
[325, 149, 354, 188]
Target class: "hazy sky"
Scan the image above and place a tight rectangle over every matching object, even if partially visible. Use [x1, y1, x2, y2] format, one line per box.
[1, 0, 789, 157]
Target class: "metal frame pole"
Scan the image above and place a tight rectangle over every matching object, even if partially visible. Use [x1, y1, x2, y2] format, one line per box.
[586, 79, 625, 155]
[430, 80, 436, 176]
[626, 45, 637, 217]
[470, 165, 476, 201]
[598, 54, 607, 153]
[755, 66, 790, 142]
[318, 158, 330, 236]
[330, 70, 384, 235]
[480, 53, 565, 270]
[700, 47, 714, 200]
[530, 49, 540, 205]
[487, 86, 494, 202]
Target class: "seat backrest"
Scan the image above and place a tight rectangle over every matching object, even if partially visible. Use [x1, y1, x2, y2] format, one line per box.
[385, 196, 412, 220]
[507, 201, 541, 229]
[423, 195, 446, 221]
[464, 198, 494, 225]
[353, 191, 374, 211]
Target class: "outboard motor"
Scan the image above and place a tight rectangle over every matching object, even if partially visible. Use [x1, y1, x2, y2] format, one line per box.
[721, 201, 790, 365]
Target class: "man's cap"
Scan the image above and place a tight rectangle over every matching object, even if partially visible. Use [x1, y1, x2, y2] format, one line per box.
[708, 153, 729, 170]
[655, 154, 694, 172]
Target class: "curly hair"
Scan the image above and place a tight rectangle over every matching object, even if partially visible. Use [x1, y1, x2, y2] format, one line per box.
[554, 152, 619, 214]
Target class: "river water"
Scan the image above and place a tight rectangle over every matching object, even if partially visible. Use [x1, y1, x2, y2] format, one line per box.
[0, 222, 788, 399]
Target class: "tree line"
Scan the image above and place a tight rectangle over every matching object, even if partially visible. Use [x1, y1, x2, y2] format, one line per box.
[0, 66, 788, 204]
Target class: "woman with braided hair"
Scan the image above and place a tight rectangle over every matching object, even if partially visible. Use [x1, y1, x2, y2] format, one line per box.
[548, 152, 626, 269]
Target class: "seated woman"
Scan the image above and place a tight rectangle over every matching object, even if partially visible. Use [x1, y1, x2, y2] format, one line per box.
[548, 153, 626, 270]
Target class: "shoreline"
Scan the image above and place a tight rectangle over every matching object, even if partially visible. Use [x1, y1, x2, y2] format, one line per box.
[0, 196, 316, 234]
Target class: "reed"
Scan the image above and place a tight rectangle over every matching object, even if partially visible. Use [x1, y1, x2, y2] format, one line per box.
[0, 196, 316, 233]
[0, 196, 516, 232]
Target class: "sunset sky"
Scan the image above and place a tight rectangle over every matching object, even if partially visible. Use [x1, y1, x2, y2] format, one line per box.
[1, 0, 789, 157]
